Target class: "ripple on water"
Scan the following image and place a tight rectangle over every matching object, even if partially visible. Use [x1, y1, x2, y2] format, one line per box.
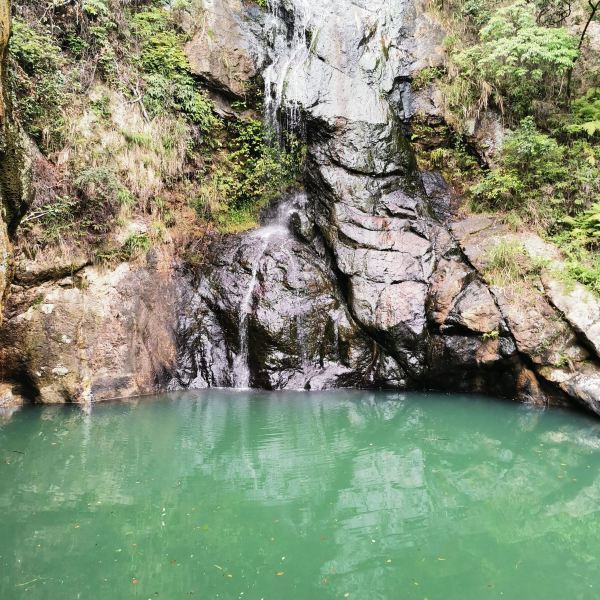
[0, 390, 598, 600]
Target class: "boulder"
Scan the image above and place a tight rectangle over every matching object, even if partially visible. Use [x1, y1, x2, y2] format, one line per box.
[453, 216, 600, 415]
[542, 274, 600, 359]
[171, 199, 406, 391]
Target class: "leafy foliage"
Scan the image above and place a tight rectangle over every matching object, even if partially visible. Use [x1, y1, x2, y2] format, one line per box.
[20, 196, 77, 242]
[131, 7, 219, 133]
[196, 120, 305, 232]
[122, 232, 152, 258]
[74, 166, 133, 232]
[451, 1, 578, 123]
[471, 117, 599, 218]
[418, 0, 599, 293]
[561, 202, 600, 249]
[567, 88, 600, 136]
[9, 17, 67, 150]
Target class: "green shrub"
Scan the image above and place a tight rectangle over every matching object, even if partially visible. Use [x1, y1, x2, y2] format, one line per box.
[9, 17, 67, 149]
[90, 94, 112, 120]
[122, 232, 151, 258]
[20, 196, 78, 242]
[82, 0, 110, 19]
[471, 170, 525, 210]
[567, 88, 600, 137]
[460, 0, 495, 24]
[562, 202, 600, 249]
[482, 329, 500, 340]
[412, 66, 445, 91]
[450, 1, 578, 123]
[74, 166, 132, 232]
[500, 117, 564, 179]
[131, 8, 219, 133]
[471, 115, 599, 215]
[195, 119, 304, 230]
[554, 206, 600, 294]
[471, 118, 559, 206]
[563, 260, 600, 294]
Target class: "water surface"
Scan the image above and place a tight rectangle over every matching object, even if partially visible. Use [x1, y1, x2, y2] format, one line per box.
[0, 391, 598, 599]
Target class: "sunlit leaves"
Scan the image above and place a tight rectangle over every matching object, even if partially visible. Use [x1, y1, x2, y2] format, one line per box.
[452, 1, 578, 121]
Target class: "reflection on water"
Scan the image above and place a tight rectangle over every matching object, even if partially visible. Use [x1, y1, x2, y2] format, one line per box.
[0, 391, 598, 599]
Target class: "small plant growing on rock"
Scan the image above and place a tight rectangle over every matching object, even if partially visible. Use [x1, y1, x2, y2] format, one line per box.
[554, 353, 571, 369]
[122, 232, 151, 259]
[482, 329, 500, 341]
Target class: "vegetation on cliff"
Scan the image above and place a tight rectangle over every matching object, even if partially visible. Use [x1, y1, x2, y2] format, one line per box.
[3, 0, 597, 290]
[7, 0, 302, 263]
[417, 0, 599, 293]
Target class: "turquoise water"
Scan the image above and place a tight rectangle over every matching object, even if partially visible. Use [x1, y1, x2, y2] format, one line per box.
[0, 391, 599, 599]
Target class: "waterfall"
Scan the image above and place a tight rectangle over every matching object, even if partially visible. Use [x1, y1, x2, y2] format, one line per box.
[263, 0, 315, 135]
[234, 0, 315, 389]
[233, 237, 267, 389]
[233, 197, 298, 388]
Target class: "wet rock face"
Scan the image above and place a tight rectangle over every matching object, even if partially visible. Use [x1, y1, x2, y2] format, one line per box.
[453, 217, 600, 414]
[259, 0, 532, 395]
[1, 0, 597, 412]
[171, 198, 407, 391]
[167, 0, 599, 410]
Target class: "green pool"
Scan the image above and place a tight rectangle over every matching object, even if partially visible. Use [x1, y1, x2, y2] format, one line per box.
[0, 391, 598, 599]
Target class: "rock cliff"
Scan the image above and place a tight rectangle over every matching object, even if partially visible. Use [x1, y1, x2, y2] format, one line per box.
[0, 0, 598, 415]
[0, 0, 11, 317]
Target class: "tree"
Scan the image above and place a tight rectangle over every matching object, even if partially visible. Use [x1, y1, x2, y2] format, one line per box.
[453, 1, 579, 122]
[566, 0, 600, 100]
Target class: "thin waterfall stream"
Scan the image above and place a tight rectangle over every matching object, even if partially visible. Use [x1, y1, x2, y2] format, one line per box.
[232, 0, 315, 387]
[233, 198, 299, 388]
[263, 0, 314, 134]
[233, 236, 268, 389]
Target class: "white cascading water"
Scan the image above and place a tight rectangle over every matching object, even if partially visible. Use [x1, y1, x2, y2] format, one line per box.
[263, 0, 315, 135]
[233, 199, 298, 388]
[234, 0, 317, 388]
[263, 0, 394, 131]
[220, 0, 410, 390]
[233, 235, 268, 389]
